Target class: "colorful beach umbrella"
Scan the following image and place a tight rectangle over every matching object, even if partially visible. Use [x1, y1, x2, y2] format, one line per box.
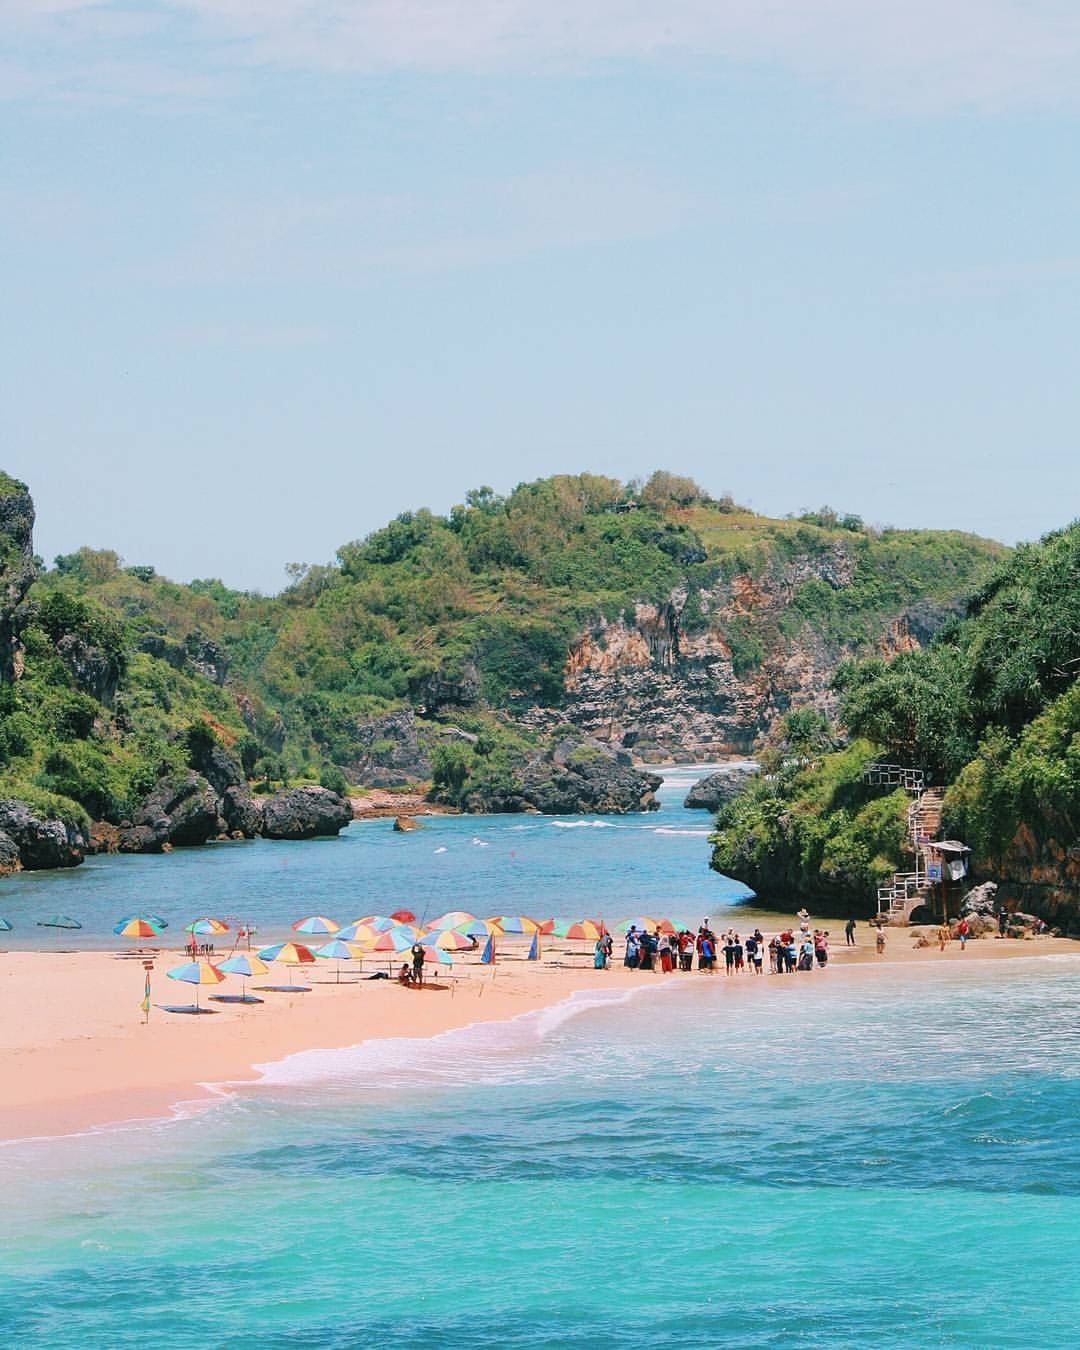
[338, 922, 381, 946]
[553, 920, 606, 942]
[390, 909, 416, 923]
[186, 917, 229, 935]
[372, 925, 424, 953]
[428, 910, 477, 932]
[454, 917, 503, 938]
[258, 941, 316, 964]
[616, 916, 661, 934]
[217, 952, 269, 1002]
[38, 915, 81, 929]
[347, 914, 399, 933]
[424, 928, 475, 951]
[292, 915, 340, 935]
[166, 958, 224, 1010]
[314, 938, 365, 983]
[489, 915, 542, 935]
[114, 916, 166, 939]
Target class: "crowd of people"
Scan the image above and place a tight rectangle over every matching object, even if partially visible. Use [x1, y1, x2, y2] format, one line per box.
[601, 911, 836, 975]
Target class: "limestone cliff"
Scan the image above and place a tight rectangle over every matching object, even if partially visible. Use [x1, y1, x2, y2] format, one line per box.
[523, 543, 958, 760]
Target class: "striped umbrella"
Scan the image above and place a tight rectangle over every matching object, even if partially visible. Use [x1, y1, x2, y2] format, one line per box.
[217, 952, 269, 1002]
[292, 915, 340, 936]
[615, 916, 661, 934]
[428, 910, 477, 932]
[258, 941, 317, 989]
[166, 959, 224, 1010]
[454, 917, 504, 938]
[186, 917, 229, 934]
[114, 916, 166, 939]
[338, 922, 381, 946]
[314, 938, 365, 982]
[349, 914, 399, 932]
[489, 915, 542, 935]
[553, 920, 606, 942]
[424, 928, 475, 951]
[258, 941, 316, 964]
[372, 925, 425, 953]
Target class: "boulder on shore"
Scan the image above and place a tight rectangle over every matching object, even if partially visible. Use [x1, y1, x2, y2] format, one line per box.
[261, 786, 354, 840]
[0, 798, 88, 871]
[684, 765, 758, 810]
[118, 771, 222, 852]
[393, 815, 423, 831]
[222, 784, 264, 838]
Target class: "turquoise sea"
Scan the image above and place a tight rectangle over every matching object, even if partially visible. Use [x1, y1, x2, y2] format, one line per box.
[1, 768, 1078, 1348]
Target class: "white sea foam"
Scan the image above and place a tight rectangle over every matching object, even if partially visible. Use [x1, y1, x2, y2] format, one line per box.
[550, 819, 622, 829]
[243, 983, 662, 1091]
[650, 827, 712, 837]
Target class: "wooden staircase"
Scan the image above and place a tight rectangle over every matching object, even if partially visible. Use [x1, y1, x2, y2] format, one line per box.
[862, 763, 943, 923]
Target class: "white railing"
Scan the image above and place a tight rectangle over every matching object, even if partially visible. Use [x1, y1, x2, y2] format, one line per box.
[862, 762, 926, 793]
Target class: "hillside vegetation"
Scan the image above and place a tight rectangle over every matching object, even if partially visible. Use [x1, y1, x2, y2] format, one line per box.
[0, 470, 1004, 831]
[711, 521, 1080, 924]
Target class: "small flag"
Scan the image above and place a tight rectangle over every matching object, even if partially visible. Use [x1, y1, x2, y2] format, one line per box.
[140, 972, 151, 1015]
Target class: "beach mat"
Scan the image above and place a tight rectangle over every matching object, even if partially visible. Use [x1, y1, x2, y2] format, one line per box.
[402, 982, 449, 992]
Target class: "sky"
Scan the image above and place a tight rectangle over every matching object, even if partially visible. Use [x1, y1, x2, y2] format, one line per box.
[3, 1, 1080, 592]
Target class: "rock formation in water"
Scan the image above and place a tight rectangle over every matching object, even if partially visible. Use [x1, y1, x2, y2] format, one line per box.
[0, 798, 88, 872]
[261, 785, 354, 839]
[683, 766, 758, 810]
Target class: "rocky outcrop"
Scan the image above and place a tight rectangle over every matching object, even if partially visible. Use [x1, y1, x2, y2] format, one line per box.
[0, 798, 88, 871]
[448, 743, 662, 815]
[0, 479, 36, 683]
[222, 785, 264, 838]
[982, 821, 1080, 932]
[684, 765, 758, 810]
[347, 708, 432, 787]
[393, 815, 423, 831]
[54, 632, 121, 706]
[261, 786, 354, 839]
[186, 634, 229, 686]
[519, 543, 960, 761]
[117, 771, 222, 852]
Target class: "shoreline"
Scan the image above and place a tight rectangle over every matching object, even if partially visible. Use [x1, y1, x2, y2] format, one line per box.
[2, 934, 1078, 1146]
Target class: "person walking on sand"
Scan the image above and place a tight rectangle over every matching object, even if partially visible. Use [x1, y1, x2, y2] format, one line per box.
[956, 918, 970, 951]
[845, 917, 857, 947]
[875, 925, 886, 956]
[814, 930, 829, 968]
[797, 907, 811, 934]
[937, 922, 950, 952]
[411, 941, 425, 986]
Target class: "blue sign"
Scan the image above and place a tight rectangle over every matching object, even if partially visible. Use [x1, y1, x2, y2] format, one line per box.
[926, 862, 942, 882]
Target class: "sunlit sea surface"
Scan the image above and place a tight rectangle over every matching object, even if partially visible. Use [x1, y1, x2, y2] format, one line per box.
[1, 768, 1078, 1347]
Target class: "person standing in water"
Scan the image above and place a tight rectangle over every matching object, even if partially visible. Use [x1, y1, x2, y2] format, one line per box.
[845, 917, 857, 947]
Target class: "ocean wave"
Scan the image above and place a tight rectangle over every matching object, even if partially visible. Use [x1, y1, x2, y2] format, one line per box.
[549, 820, 623, 829]
[243, 984, 662, 1091]
[649, 827, 712, 837]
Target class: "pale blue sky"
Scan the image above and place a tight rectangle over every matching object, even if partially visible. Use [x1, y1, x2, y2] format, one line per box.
[4, 2, 1079, 591]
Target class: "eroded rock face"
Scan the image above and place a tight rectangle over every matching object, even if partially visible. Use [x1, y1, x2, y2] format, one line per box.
[0, 798, 87, 870]
[222, 785, 264, 838]
[986, 819, 1080, 931]
[684, 766, 758, 810]
[452, 747, 661, 816]
[55, 632, 121, 706]
[347, 709, 432, 787]
[261, 786, 354, 839]
[522, 544, 954, 761]
[118, 771, 222, 852]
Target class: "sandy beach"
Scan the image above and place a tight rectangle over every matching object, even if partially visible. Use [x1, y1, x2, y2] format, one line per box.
[2, 932, 1077, 1144]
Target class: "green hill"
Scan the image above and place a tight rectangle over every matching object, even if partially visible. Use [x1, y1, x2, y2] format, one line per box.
[0, 470, 1004, 837]
[710, 520, 1080, 928]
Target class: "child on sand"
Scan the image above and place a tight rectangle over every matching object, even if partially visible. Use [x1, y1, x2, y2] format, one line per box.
[876, 926, 886, 955]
